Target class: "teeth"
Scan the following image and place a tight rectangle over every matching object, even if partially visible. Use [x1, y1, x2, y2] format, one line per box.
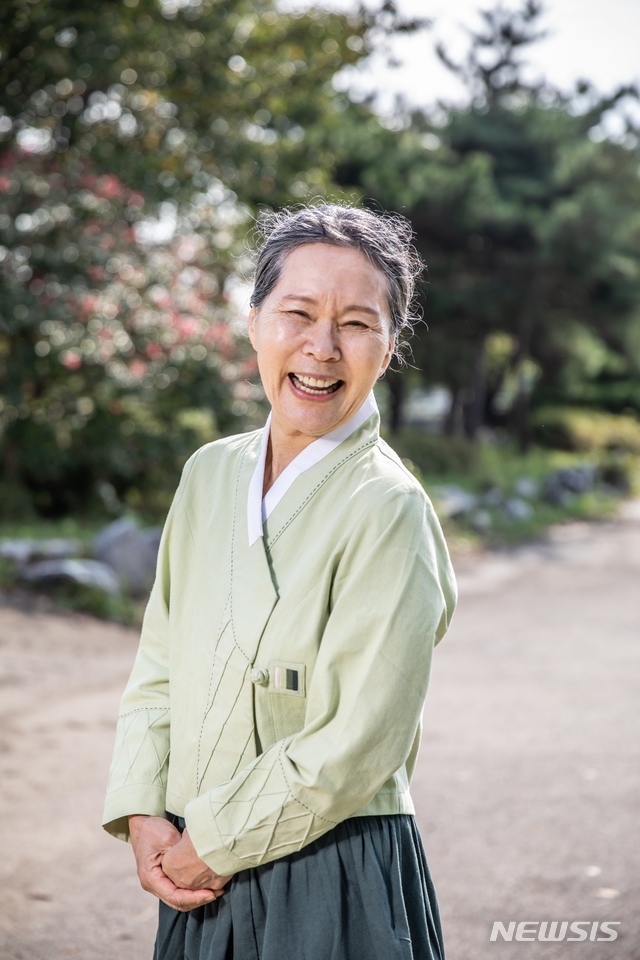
[291, 373, 342, 396]
[296, 375, 339, 387]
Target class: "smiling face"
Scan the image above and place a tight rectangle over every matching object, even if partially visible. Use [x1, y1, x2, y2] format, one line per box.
[248, 243, 394, 456]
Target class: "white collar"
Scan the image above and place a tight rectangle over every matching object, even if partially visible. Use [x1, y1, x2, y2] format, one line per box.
[247, 393, 378, 546]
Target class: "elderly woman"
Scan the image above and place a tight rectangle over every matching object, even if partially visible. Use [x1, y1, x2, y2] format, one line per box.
[103, 203, 457, 960]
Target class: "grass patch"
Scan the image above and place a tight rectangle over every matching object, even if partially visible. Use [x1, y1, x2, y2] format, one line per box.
[0, 515, 146, 626]
[390, 429, 633, 550]
[1, 435, 637, 617]
[0, 516, 111, 542]
[36, 581, 142, 625]
[0, 574, 144, 626]
[451, 489, 619, 549]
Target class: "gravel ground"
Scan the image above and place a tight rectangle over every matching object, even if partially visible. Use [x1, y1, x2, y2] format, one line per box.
[0, 508, 638, 960]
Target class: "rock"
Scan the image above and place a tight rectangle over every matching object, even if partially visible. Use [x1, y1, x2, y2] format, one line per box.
[0, 540, 32, 565]
[544, 465, 597, 504]
[21, 559, 120, 595]
[92, 518, 161, 596]
[471, 509, 492, 530]
[0, 538, 83, 565]
[557, 466, 597, 494]
[514, 476, 539, 499]
[544, 474, 571, 506]
[503, 497, 534, 521]
[483, 487, 504, 508]
[432, 484, 478, 518]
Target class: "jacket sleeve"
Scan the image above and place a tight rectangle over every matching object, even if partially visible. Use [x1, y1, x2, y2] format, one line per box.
[185, 487, 457, 875]
[101, 455, 198, 842]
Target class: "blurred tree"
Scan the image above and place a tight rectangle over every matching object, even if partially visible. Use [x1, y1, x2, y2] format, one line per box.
[0, 0, 381, 205]
[0, 0, 414, 516]
[328, 1, 640, 445]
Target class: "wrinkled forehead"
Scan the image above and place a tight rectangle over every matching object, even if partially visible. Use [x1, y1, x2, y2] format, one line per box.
[273, 242, 391, 305]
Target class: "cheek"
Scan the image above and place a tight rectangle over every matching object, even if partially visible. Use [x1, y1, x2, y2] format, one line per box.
[363, 334, 393, 368]
[255, 314, 292, 348]
[254, 331, 290, 383]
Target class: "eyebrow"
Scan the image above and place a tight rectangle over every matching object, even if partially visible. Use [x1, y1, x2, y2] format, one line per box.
[279, 294, 380, 317]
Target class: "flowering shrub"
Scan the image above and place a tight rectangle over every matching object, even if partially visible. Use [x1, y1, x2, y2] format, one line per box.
[0, 150, 260, 517]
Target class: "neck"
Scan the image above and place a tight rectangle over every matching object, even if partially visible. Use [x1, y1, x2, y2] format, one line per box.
[261, 395, 376, 496]
[263, 427, 316, 496]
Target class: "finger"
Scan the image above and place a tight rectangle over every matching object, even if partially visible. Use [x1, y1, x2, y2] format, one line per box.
[167, 889, 222, 912]
[169, 872, 232, 893]
[161, 882, 222, 911]
[145, 862, 219, 901]
[159, 852, 217, 891]
[139, 867, 186, 900]
[207, 878, 230, 893]
[143, 869, 218, 909]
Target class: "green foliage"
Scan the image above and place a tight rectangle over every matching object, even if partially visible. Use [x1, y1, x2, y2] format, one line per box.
[397, 432, 627, 548]
[0, 0, 373, 206]
[0, 514, 102, 539]
[457, 491, 620, 549]
[537, 376, 640, 418]
[326, 2, 640, 447]
[0, 556, 18, 589]
[395, 428, 589, 489]
[30, 577, 140, 623]
[532, 407, 640, 454]
[0, 0, 388, 518]
[531, 406, 640, 493]
[389, 428, 480, 477]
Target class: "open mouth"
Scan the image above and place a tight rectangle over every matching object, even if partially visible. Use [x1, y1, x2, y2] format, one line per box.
[289, 373, 343, 396]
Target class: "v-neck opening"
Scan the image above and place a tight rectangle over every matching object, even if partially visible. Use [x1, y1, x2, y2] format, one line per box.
[247, 393, 378, 546]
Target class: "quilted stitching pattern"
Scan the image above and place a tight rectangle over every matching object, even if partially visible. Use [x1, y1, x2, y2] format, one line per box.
[201, 742, 336, 867]
[108, 708, 170, 789]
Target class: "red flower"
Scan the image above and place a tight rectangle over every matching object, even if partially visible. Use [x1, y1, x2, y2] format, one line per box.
[129, 359, 147, 378]
[145, 342, 163, 359]
[62, 351, 82, 370]
[96, 174, 123, 199]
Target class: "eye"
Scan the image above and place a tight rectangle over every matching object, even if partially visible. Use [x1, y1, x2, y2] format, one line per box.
[344, 319, 369, 329]
[287, 310, 310, 319]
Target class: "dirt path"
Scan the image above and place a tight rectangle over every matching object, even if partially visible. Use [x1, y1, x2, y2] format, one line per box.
[1, 509, 638, 960]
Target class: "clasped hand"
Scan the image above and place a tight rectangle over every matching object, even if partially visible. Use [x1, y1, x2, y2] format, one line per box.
[129, 815, 232, 913]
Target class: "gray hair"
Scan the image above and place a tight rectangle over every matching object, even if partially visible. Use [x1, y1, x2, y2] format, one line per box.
[249, 203, 424, 357]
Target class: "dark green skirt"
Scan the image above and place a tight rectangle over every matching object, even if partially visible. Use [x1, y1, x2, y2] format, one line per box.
[154, 815, 445, 960]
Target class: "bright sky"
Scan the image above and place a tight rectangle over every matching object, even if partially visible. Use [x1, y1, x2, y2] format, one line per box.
[285, 0, 640, 124]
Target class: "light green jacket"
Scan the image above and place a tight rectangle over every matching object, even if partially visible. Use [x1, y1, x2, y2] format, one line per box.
[102, 410, 457, 876]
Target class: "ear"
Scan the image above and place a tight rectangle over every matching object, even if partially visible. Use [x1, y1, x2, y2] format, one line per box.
[247, 306, 257, 350]
[379, 335, 395, 377]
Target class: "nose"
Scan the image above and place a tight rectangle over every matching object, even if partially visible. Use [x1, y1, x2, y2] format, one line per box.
[303, 318, 340, 362]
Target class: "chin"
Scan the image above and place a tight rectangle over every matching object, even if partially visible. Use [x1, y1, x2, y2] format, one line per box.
[290, 409, 344, 434]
